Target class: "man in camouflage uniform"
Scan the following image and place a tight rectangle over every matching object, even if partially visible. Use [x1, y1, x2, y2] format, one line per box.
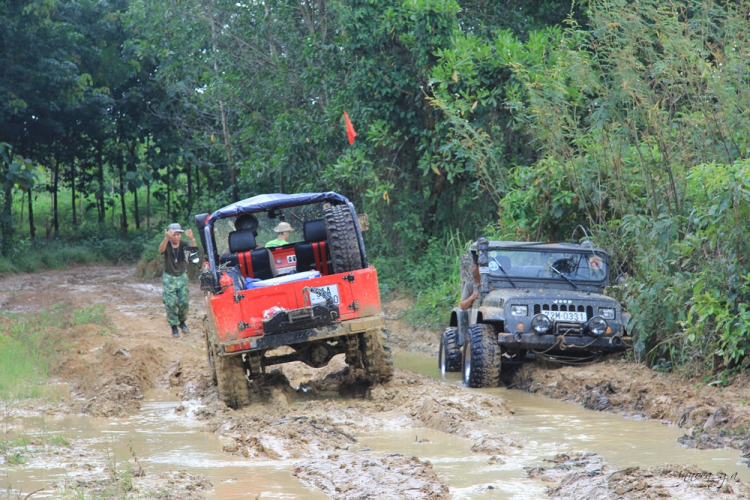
[159, 223, 196, 337]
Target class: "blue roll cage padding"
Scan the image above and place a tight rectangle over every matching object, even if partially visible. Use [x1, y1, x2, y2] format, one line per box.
[204, 192, 366, 286]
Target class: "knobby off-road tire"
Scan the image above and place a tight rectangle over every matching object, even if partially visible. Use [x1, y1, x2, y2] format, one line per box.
[439, 326, 461, 374]
[215, 352, 251, 409]
[204, 317, 218, 386]
[462, 323, 501, 388]
[206, 316, 250, 409]
[360, 327, 394, 383]
[324, 204, 363, 274]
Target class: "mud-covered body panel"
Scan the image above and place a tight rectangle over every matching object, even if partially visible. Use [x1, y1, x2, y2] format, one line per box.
[207, 266, 382, 345]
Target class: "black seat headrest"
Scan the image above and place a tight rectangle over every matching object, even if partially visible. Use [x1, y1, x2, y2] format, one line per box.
[228, 230, 257, 253]
[303, 219, 327, 243]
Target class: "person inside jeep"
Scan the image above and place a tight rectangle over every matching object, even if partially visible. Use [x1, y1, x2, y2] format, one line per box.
[459, 255, 480, 310]
[264, 221, 294, 248]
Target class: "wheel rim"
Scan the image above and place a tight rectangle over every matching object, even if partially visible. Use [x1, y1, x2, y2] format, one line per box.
[462, 339, 471, 385]
[439, 338, 446, 375]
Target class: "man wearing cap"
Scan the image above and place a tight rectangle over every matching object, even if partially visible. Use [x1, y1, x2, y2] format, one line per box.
[264, 222, 294, 248]
[159, 223, 196, 337]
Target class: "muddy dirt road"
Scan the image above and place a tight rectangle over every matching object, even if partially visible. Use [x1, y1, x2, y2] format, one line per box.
[1, 265, 749, 499]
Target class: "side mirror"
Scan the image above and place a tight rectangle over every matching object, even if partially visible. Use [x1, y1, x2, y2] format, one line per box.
[184, 246, 201, 267]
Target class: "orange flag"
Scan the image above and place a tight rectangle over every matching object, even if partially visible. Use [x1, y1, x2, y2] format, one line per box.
[344, 111, 357, 145]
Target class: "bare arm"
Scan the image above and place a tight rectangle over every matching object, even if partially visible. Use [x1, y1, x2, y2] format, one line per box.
[459, 290, 479, 310]
[159, 229, 172, 254]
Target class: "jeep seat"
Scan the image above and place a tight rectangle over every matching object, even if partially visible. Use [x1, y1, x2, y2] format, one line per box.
[227, 230, 278, 280]
[295, 219, 331, 274]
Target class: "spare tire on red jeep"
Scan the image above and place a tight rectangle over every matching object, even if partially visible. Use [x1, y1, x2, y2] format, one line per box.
[324, 204, 364, 273]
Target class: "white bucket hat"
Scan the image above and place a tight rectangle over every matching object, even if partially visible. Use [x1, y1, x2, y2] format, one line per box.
[273, 222, 293, 233]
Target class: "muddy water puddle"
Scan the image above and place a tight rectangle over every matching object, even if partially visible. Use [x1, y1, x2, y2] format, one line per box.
[4, 356, 749, 499]
[2, 391, 326, 499]
[394, 354, 750, 486]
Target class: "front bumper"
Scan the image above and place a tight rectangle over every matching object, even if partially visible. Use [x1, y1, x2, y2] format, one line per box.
[497, 333, 628, 352]
[220, 315, 385, 356]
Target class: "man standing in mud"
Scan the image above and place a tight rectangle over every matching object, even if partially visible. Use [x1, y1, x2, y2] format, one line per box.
[159, 223, 196, 337]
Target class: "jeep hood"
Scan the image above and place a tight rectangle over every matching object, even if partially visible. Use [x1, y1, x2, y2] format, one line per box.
[482, 287, 619, 309]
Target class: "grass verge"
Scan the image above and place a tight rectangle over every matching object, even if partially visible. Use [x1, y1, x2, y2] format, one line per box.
[0, 304, 110, 402]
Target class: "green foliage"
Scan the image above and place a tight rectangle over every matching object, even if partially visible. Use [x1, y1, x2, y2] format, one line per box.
[375, 231, 469, 328]
[432, 0, 750, 373]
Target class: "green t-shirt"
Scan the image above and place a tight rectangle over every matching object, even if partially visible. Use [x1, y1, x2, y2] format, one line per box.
[265, 238, 289, 249]
[162, 241, 188, 276]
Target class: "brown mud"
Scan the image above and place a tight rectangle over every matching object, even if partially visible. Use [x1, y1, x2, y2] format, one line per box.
[1, 266, 749, 498]
[508, 358, 750, 462]
[529, 452, 750, 499]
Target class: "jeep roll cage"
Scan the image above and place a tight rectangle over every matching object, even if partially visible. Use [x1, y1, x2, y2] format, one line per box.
[194, 192, 368, 288]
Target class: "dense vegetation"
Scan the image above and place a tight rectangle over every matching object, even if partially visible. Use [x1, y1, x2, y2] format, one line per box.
[2, 0, 749, 376]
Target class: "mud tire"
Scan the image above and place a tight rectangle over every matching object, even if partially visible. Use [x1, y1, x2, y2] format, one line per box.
[360, 327, 394, 383]
[462, 323, 501, 388]
[439, 326, 461, 374]
[204, 318, 218, 386]
[214, 350, 251, 409]
[324, 204, 363, 274]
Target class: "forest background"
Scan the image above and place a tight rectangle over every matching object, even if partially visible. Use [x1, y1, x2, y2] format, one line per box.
[2, 0, 750, 378]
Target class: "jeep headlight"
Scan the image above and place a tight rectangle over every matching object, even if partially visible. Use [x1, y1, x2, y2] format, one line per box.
[587, 316, 608, 336]
[598, 307, 615, 320]
[531, 314, 552, 334]
[510, 305, 528, 316]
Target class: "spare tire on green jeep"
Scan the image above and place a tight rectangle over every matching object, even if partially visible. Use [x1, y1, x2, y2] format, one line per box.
[324, 204, 363, 273]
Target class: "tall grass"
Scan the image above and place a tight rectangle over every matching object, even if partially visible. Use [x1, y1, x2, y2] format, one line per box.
[0, 305, 109, 401]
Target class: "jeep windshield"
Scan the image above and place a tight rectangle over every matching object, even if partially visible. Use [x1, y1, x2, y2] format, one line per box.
[487, 249, 607, 282]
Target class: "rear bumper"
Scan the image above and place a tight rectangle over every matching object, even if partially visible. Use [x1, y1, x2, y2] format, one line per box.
[497, 333, 628, 353]
[220, 315, 385, 356]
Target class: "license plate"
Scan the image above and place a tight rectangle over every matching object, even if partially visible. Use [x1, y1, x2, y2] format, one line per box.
[308, 285, 340, 306]
[547, 310, 587, 322]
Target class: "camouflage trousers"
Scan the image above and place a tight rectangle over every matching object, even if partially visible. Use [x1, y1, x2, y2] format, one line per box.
[162, 272, 189, 326]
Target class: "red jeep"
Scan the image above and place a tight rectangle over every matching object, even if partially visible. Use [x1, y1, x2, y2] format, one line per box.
[194, 192, 393, 408]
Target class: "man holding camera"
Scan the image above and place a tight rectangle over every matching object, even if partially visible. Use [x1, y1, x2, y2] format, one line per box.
[159, 223, 196, 337]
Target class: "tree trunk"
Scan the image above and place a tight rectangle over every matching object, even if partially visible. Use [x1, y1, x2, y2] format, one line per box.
[195, 162, 201, 201]
[97, 139, 105, 223]
[207, 1, 238, 202]
[53, 154, 59, 238]
[186, 163, 192, 209]
[134, 188, 140, 229]
[146, 183, 151, 231]
[117, 151, 127, 233]
[28, 190, 35, 239]
[71, 163, 77, 226]
[1, 185, 13, 255]
[167, 167, 171, 222]
[19, 190, 24, 224]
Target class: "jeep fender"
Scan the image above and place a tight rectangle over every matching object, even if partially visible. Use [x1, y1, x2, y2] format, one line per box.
[478, 306, 505, 323]
[451, 308, 470, 347]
